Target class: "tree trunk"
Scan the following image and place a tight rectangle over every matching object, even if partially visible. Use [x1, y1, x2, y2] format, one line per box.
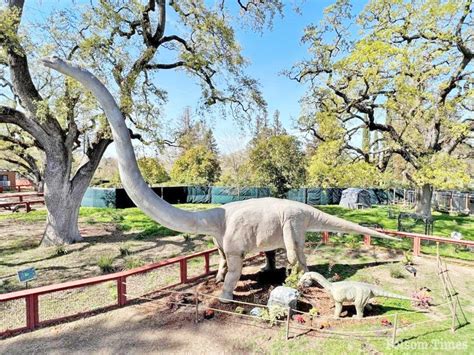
[36, 179, 44, 193]
[39, 151, 92, 246]
[414, 184, 433, 217]
[41, 193, 82, 246]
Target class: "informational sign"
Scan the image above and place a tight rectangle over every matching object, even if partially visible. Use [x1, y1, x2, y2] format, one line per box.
[17, 267, 37, 283]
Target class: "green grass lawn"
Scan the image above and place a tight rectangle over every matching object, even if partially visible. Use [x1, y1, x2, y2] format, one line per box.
[0, 204, 472, 263]
[1, 204, 472, 353]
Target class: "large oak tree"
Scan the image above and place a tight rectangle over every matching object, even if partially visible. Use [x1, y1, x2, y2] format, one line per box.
[291, 0, 473, 216]
[0, 0, 278, 245]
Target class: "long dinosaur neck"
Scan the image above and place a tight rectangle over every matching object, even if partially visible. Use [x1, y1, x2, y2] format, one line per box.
[316, 275, 332, 290]
[43, 57, 222, 236]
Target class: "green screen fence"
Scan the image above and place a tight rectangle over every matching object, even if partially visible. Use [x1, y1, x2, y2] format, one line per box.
[81, 186, 396, 208]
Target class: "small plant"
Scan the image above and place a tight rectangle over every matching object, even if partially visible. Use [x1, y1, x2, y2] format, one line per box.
[124, 257, 144, 270]
[403, 251, 413, 265]
[183, 233, 191, 242]
[412, 290, 432, 309]
[235, 306, 245, 314]
[284, 267, 303, 289]
[55, 245, 67, 256]
[119, 243, 131, 256]
[345, 235, 360, 249]
[260, 305, 288, 326]
[293, 314, 305, 324]
[97, 255, 115, 274]
[389, 265, 406, 279]
[309, 307, 319, 318]
[204, 309, 214, 319]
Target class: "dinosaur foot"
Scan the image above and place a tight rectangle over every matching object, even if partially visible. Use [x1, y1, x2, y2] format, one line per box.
[218, 291, 234, 303]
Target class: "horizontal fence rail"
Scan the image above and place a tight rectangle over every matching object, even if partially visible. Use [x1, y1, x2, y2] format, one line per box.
[321, 229, 474, 257]
[0, 248, 218, 337]
[1, 229, 473, 337]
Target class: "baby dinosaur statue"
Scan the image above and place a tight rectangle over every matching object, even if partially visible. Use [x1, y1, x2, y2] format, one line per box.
[41, 57, 398, 302]
[299, 272, 413, 318]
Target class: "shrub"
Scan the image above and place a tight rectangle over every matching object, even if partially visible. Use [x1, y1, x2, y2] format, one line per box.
[124, 257, 144, 270]
[309, 307, 319, 318]
[403, 251, 413, 265]
[260, 305, 288, 326]
[284, 267, 303, 289]
[345, 235, 360, 249]
[97, 255, 115, 274]
[412, 290, 433, 308]
[389, 265, 406, 279]
[119, 243, 131, 256]
[55, 245, 67, 256]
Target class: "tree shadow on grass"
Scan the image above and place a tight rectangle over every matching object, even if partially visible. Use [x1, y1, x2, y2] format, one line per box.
[308, 260, 396, 280]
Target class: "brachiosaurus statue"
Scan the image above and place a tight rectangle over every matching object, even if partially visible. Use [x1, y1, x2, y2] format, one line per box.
[42, 57, 398, 302]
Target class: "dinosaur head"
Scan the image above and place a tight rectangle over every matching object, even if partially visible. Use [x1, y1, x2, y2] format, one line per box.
[42, 56, 67, 71]
[298, 271, 328, 288]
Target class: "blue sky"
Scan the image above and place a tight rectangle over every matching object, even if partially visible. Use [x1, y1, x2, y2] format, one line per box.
[18, 0, 368, 154]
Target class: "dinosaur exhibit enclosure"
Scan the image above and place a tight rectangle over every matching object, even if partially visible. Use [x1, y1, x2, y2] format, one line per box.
[84, 246, 466, 347]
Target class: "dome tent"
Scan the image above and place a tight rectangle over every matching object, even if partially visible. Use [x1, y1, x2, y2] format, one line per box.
[339, 188, 372, 209]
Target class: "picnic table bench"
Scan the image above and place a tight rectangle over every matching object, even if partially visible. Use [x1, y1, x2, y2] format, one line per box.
[0, 198, 45, 212]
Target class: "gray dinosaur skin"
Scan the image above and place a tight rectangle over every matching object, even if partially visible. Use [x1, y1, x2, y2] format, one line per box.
[42, 57, 399, 303]
[299, 272, 413, 318]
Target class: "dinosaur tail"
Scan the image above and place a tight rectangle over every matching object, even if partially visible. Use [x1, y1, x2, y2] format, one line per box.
[309, 209, 400, 241]
[372, 288, 414, 301]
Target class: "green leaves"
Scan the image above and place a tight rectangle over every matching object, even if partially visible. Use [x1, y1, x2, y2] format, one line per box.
[137, 157, 169, 185]
[293, 0, 473, 191]
[170, 145, 221, 185]
[248, 135, 306, 197]
[413, 153, 470, 190]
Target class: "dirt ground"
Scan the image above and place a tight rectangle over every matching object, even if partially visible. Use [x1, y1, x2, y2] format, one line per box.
[1, 248, 473, 354]
[0, 216, 212, 293]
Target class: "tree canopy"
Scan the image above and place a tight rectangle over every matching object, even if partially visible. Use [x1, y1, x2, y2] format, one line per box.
[249, 134, 306, 197]
[138, 157, 169, 185]
[0, 0, 278, 244]
[170, 145, 221, 185]
[290, 0, 473, 214]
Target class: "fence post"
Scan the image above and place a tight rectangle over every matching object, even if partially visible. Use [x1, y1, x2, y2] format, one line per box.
[322, 231, 329, 244]
[364, 234, 371, 247]
[180, 259, 188, 283]
[391, 313, 398, 347]
[26, 294, 39, 330]
[117, 276, 127, 306]
[285, 307, 291, 340]
[451, 299, 457, 333]
[413, 237, 421, 257]
[204, 253, 210, 274]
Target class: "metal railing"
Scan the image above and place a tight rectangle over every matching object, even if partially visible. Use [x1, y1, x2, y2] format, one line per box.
[0, 248, 218, 337]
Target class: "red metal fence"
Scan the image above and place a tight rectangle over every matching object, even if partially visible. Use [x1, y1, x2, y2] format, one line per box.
[0, 248, 218, 337]
[1, 229, 473, 337]
[321, 230, 474, 256]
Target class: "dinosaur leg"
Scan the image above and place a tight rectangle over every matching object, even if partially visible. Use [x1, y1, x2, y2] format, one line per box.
[354, 303, 364, 319]
[215, 248, 227, 283]
[261, 250, 276, 272]
[334, 302, 343, 318]
[283, 223, 307, 273]
[219, 254, 243, 303]
[296, 246, 309, 273]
